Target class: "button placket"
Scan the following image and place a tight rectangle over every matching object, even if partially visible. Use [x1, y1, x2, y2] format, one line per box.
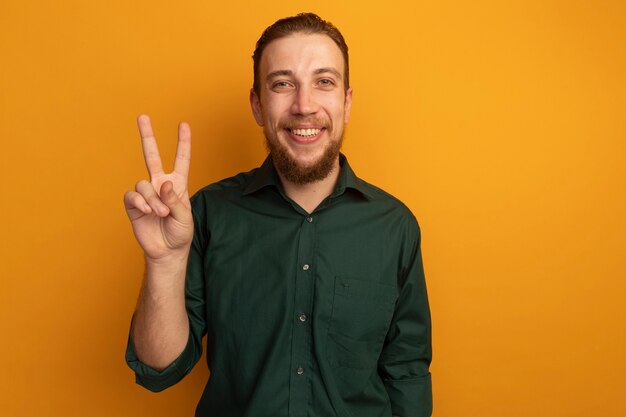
[288, 210, 316, 416]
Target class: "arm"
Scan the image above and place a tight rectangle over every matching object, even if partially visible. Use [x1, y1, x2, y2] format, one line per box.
[378, 218, 433, 417]
[124, 115, 194, 370]
[131, 250, 189, 370]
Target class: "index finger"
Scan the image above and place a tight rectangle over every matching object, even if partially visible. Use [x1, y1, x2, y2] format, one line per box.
[173, 121, 191, 179]
[137, 114, 164, 178]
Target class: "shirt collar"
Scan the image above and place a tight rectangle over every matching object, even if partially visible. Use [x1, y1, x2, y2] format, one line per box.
[243, 153, 373, 200]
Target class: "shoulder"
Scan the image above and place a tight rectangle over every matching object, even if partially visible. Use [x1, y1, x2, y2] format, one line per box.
[190, 167, 258, 207]
[355, 176, 421, 232]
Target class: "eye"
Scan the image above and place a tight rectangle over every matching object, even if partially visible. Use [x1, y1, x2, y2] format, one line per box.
[272, 81, 293, 90]
[318, 78, 335, 87]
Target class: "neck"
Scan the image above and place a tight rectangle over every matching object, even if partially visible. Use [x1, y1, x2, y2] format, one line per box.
[278, 158, 341, 214]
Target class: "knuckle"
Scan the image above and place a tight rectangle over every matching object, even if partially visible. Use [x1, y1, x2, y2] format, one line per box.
[133, 194, 146, 205]
[147, 194, 162, 204]
[135, 179, 153, 193]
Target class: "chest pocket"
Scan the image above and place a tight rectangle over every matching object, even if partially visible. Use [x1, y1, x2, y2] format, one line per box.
[326, 276, 397, 369]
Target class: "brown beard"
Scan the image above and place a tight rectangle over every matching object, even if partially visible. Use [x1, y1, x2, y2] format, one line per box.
[264, 128, 343, 185]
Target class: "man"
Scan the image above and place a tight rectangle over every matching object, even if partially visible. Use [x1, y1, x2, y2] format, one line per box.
[124, 13, 432, 417]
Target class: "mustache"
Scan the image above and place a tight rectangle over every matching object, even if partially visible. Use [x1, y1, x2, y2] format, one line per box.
[278, 117, 330, 130]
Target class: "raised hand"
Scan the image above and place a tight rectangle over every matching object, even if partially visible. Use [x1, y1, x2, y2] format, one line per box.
[124, 115, 193, 262]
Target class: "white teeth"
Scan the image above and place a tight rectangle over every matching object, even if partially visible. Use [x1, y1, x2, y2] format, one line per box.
[292, 128, 321, 137]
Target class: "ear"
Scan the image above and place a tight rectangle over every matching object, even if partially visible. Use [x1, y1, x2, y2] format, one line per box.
[250, 89, 264, 126]
[343, 87, 353, 124]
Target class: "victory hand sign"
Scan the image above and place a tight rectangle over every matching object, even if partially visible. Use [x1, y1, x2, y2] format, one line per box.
[124, 115, 192, 369]
[124, 115, 193, 262]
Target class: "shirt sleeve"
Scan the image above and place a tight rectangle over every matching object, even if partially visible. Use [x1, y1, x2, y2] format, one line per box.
[124, 193, 209, 392]
[378, 217, 433, 417]
[125, 324, 200, 392]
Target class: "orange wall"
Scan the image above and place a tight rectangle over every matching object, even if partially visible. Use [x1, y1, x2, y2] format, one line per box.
[1, 1, 625, 416]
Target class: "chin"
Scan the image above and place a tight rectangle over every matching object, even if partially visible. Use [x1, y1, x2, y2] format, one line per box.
[290, 151, 325, 168]
[265, 129, 343, 184]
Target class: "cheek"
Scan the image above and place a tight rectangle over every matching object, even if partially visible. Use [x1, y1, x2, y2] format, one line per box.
[328, 103, 347, 122]
[324, 95, 348, 116]
[265, 106, 290, 126]
[263, 94, 292, 112]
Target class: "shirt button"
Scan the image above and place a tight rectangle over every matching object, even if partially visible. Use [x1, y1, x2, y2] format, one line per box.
[302, 264, 310, 271]
[306, 216, 313, 223]
[296, 367, 304, 375]
[299, 314, 307, 322]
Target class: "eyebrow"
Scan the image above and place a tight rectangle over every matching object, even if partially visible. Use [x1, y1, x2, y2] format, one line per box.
[266, 67, 342, 82]
[314, 67, 342, 79]
[266, 70, 292, 82]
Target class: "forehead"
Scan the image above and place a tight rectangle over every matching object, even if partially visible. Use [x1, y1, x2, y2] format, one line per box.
[260, 33, 345, 77]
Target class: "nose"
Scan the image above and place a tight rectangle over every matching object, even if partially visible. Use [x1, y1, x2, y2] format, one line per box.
[291, 85, 318, 116]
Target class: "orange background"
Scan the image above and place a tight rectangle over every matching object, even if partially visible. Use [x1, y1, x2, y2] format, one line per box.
[1, 1, 625, 416]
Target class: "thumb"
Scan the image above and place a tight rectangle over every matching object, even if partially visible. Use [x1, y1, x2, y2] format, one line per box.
[160, 181, 190, 221]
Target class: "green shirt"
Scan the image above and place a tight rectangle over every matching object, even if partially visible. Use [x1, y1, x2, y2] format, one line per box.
[126, 155, 432, 417]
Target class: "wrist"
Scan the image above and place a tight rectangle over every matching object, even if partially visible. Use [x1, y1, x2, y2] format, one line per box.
[143, 250, 189, 290]
[144, 246, 190, 268]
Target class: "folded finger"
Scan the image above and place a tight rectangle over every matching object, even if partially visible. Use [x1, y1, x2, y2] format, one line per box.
[135, 180, 170, 217]
[124, 191, 152, 222]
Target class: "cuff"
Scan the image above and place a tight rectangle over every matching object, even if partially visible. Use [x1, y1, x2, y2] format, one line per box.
[384, 373, 432, 417]
[125, 331, 198, 392]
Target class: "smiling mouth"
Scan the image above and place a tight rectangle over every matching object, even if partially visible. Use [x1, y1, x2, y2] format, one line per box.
[288, 128, 323, 138]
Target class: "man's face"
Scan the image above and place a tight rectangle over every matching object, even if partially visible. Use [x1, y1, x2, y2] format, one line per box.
[250, 33, 353, 184]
